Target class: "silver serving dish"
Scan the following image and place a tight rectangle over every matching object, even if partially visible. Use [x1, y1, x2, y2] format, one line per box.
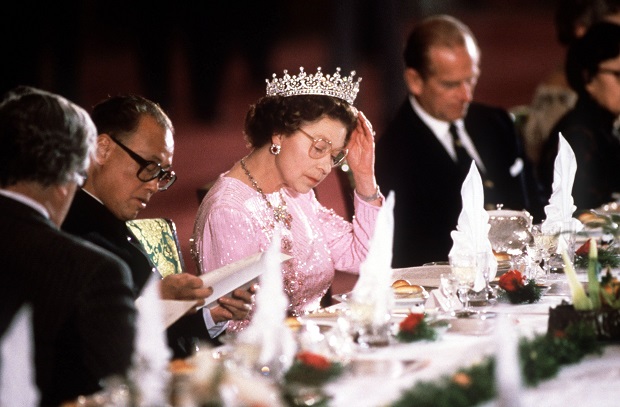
[487, 208, 533, 255]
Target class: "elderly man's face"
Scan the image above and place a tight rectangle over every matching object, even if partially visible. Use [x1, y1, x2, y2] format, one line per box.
[587, 55, 620, 116]
[89, 115, 174, 221]
[406, 44, 480, 123]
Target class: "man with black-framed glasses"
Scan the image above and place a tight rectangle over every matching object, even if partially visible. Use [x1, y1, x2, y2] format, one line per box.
[62, 95, 252, 357]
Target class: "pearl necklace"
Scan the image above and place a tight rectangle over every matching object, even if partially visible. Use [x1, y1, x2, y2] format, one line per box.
[240, 156, 292, 230]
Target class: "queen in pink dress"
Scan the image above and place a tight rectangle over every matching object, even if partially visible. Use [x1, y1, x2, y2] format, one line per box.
[192, 67, 382, 332]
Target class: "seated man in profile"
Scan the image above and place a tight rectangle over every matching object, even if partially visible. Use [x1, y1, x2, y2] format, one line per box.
[62, 95, 252, 356]
[0, 86, 137, 407]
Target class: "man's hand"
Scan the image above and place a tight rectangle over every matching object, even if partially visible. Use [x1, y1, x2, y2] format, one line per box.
[160, 273, 213, 309]
[210, 284, 257, 323]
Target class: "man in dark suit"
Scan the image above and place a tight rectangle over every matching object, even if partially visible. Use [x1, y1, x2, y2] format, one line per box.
[376, 15, 543, 268]
[0, 86, 137, 406]
[62, 95, 253, 357]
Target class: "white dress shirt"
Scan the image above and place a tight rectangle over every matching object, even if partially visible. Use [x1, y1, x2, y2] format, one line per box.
[409, 95, 487, 174]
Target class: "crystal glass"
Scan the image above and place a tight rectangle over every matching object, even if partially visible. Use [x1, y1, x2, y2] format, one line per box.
[440, 273, 459, 315]
[476, 252, 495, 304]
[347, 298, 391, 348]
[528, 225, 559, 283]
[449, 253, 478, 317]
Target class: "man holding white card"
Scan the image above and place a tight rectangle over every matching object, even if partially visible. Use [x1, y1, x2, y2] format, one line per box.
[62, 95, 253, 356]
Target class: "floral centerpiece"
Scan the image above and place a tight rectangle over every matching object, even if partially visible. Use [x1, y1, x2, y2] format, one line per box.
[548, 238, 620, 341]
[574, 211, 620, 268]
[283, 351, 343, 387]
[282, 350, 344, 407]
[395, 313, 440, 343]
[496, 269, 543, 304]
[574, 238, 620, 268]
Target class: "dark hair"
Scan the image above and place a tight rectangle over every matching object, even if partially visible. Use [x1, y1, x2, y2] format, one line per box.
[243, 95, 358, 148]
[90, 94, 174, 141]
[403, 15, 479, 79]
[565, 22, 620, 95]
[555, 0, 620, 46]
[0, 86, 96, 187]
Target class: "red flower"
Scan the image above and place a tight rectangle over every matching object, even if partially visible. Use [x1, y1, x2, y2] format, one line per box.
[553, 330, 566, 339]
[399, 312, 424, 332]
[575, 240, 591, 256]
[296, 351, 331, 371]
[499, 270, 525, 292]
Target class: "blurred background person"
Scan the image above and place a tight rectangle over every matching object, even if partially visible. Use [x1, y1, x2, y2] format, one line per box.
[520, 0, 620, 171]
[193, 67, 380, 332]
[0, 86, 136, 407]
[538, 22, 620, 211]
[375, 15, 542, 268]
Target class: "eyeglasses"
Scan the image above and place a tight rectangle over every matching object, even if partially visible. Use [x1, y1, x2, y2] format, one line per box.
[598, 68, 620, 80]
[109, 136, 177, 191]
[297, 128, 349, 167]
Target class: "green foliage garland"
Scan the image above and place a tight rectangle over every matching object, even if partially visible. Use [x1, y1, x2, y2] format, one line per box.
[390, 322, 602, 407]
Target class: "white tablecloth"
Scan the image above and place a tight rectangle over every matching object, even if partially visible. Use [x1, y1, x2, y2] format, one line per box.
[323, 266, 620, 407]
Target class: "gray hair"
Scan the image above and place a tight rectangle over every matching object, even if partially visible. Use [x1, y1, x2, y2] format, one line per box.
[0, 86, 96, 187]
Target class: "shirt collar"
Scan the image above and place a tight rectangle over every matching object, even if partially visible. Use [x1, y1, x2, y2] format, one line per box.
[409, 94, 462, 137]
[0, 189, 49, 218]
[81, 187, 104, 205]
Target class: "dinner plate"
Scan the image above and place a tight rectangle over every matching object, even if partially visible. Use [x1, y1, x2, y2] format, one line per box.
[393, 292, 429, 307]
[299, 307, 345, 320]
[448, 311, 497, 335]
[333, 290, 429, 307]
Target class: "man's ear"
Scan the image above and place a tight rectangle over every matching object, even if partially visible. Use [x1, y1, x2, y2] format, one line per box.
[95, 134, 112, 164]
[404, 68, 424, 96]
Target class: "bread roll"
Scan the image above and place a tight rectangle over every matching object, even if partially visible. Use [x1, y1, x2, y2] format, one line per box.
[391, 279, 411, 288]
[285, 316, 302, 331]
[493, 251, 510, 262]
[393, 284, 423, 296]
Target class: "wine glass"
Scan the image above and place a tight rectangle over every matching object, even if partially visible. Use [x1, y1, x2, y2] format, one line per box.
[476, 252, 496, 304]
[440, 273, 459, 315]
[525, 227, 544, 280]
[529, 225, 559, 282]
[449, 253, 478, 317]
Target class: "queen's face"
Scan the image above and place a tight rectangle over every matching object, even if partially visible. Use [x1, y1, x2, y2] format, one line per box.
[274, 116, 348, 194]
[586, 54, 620, 116]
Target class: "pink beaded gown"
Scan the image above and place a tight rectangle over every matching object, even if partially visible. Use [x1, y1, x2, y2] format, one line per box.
[192, 174, 380, 332]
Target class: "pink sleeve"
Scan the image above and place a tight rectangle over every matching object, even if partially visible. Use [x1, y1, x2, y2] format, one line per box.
[199, 206, 268, 273]
[316, 193, 381, 273]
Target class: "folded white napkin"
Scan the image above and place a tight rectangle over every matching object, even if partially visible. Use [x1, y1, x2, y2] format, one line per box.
[236, 228, 296, 377]
[426, 288, 462, 312]
[449, 162, 498, 291]
[130, 275, 171, 407]
[541, 133, 582, 235]
[351, 191, 396, 323]
[0, 305, 39, 407]
[494, 315, 523, 407]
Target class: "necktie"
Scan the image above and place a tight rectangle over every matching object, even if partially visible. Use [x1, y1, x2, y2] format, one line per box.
[449, 123, 473, 176]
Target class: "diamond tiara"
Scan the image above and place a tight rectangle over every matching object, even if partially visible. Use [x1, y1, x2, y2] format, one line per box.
[265, 67, 361, 105]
